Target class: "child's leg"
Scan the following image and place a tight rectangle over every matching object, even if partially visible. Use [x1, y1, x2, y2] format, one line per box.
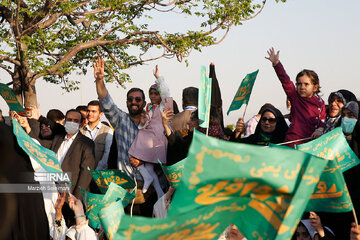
[137, 164, 153, 193]
[144, 163, 164, 199]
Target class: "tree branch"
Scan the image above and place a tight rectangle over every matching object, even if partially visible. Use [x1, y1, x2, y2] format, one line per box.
[0, 6, 12, 23]
[0, 64, 14, 76]
[239, 0, 266, 21]
[0, 56, 21, 66]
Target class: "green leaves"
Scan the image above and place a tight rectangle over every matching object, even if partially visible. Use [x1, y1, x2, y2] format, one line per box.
[0, 0, 285, 91]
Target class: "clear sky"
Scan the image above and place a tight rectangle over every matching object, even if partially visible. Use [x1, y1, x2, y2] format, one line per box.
[1, 0, 359, 126]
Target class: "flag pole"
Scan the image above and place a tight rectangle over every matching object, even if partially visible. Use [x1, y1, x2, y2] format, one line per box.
[239, 104, 248, 138]
[277, 137, 312, 146]
[349, 192, 359, 228]
[353, 208, 358, 228]
[242, 104, 248, 120]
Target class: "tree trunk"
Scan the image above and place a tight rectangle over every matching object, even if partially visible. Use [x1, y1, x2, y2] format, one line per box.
[12, 66, 38, 108]
[12, 66, 23, 106]
[23, 80, 37, 108]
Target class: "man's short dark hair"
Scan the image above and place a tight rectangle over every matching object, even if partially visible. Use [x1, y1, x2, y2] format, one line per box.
[127, 88, 145, 101]
[46, 109, 65, 122]
[87, 100, 102, 112]
[65, 109, 84, 123]
[258, 103, 275, 115]
[183, 87, 198, 107]
[76, 105, 87, 112]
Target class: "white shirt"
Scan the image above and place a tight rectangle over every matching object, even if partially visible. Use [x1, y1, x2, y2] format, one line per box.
[244, 115, 259, 137]
[83, 122, 113, 170]
[56, 132, 79, 165]
[84, 122, 102, 141]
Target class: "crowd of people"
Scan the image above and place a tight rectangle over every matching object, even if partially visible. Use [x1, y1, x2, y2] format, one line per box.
[1, 48, 360, 240]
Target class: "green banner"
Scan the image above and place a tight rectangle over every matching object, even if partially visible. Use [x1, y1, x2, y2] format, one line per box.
[100, 198, 253, 240]
[99, 200, 124, 240]
[80, 187, 105, 229]
[159, 159, 185, 188]
[198, 66, 212, 128]
[89, 168, 135, 193]
[0, 83, 25, 113]
[227, 70, 258, 115]
[81, 182, 133, 229]
[306, 159, 353, 212]
[103, 182, 135, 208]
[295, 127, 360, 172]
[12, 119, 62, 172]
[167, 130, 327, 240]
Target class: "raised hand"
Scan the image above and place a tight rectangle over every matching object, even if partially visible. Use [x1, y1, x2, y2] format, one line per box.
[28, 104, 40, 120]
[93, 56, 105, 81]
[265, 47, 280, 66]
[11, 111, 31, 133]
[351, 222, 360, 240]
[54, 192, 66, 221]
[153, 64, 159, 79]
[161, 108, 174, 126]
[140, 111, 147, 126]
[309, 211, 325, 237]
[161, 108, 174, 137]
[68, 194, 84, 216]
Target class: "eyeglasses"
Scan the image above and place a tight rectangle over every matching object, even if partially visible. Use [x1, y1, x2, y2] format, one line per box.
[127, 97, 143, 103]
[260, 117, 276, 123]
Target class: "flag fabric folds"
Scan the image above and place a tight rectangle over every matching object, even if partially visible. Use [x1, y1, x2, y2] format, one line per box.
[227, 70, 259, 115]
[167, 130, 327, 240]
[88, 168, 135, 193]
[81, 182, 134, 229]
[305, 159, 353, 212]
[159, 159, 185, 188]
[295, 127, 360, 172]
[0, 83, 26, 113]
[198, 66, 212, 128]
[100, 131, 328, 240]
[12, 119, 62, 172]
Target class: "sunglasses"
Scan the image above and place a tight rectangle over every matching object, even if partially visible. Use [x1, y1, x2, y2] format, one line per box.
[127, 97, 143, 103]
[260, 117, 276, 123]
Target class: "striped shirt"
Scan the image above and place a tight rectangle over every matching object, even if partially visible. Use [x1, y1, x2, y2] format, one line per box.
[99, 94, 140, 179]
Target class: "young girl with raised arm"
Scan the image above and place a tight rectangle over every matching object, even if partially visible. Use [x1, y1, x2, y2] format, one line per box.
[266, 48, 326, 147]
[128, 65, 171, 199]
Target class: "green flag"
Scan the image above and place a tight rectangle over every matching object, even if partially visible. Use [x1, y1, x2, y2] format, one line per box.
[100, 198, 251, 240]
[88, 169, 135, 193]
[198, 65, 212, 128]
[159, 159, 185, 188]
[81, 182, 133, 229]
[167, 130, 327, 240]
[0, 83, 25, 113]
[227, 70, 259, 115]
[295, 127, 360, 172]
[306, 159, 353, 212]
[102, 182, 135, 208]
[80, 187, 105, 229]
[99, 200, 124, 240]
[12, 119, 62, 172]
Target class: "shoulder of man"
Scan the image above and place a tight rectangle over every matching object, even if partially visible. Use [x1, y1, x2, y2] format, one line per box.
[76, 131, 95, 147]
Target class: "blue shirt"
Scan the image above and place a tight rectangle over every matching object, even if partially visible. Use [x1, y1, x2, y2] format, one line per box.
[99, 94, 140, 179]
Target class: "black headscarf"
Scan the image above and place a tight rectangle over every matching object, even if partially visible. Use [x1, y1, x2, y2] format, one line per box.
[324, 89, 358, 133]
[239, 106, 288, 145]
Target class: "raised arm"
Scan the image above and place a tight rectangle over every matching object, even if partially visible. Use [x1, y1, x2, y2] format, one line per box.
[153, 65, 170, 101]
[265, 47, 280, 66]
[266, 47, 296, 99]
[93, 57, 108, 99]
[161, 108, 174, 137]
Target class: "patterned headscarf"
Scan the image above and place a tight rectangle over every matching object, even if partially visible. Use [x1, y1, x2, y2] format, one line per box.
[149, 83, 161, 94]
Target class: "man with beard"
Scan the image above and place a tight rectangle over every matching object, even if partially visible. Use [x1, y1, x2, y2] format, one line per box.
[93, 57, 146, 180]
